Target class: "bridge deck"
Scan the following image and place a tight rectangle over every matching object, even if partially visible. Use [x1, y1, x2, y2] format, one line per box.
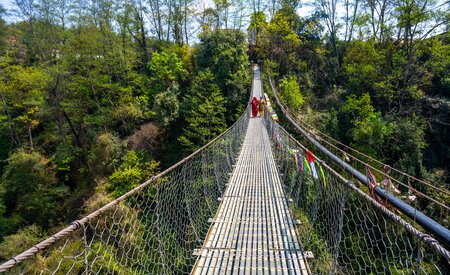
[192, 68, 309, 274]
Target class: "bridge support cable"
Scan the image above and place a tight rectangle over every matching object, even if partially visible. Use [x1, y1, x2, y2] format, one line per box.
[266, 76, 450, 251]
[263, 107, 450, 273]
[0, 97, 250, 273]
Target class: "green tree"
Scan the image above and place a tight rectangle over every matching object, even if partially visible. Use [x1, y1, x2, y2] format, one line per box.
[385, 115, 426, 176]
[107, 150, 159, 198]
[178, 70, 227, 152]
[0, 150, 68, 231]
[147, 51, 187, 101]
[195, 29, 249, 121]
[154, 83, 180, 127]
[248, 11, 268, 60]
[89, 132, 125, 178]
[342, 40, 383, 94]
[264, 5, 302, 76]
[278, 75, 304, 111]
[339, 93, 393, 157]
[0, 65, 50, 148]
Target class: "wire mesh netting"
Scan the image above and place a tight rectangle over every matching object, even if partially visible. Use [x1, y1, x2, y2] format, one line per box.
[266, 76, 450, 231]
[0, 109, 249, 274]
[264, 113, 450, 274]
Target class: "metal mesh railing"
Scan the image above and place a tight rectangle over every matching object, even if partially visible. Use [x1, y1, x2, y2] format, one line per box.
[0, 108, 250, 274]
[263, 112, 450, 274]
[266, 76, 450, 234]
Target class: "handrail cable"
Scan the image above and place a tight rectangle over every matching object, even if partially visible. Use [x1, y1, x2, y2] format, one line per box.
[271, 120, 450, 263]
[268, 74, 450, 246]
[276, 107, 450, 211]
[0, 104, 250, 273]
[267, 79, 450, 210]
[282, 103, 450, 211]
[292, 112, 450, 196]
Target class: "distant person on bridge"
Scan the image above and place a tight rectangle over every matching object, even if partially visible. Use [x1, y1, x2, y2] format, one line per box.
[259, 96, 266, 117]
[250, 97, 259, 118]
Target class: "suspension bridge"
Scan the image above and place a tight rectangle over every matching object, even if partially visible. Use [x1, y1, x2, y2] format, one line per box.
[0, 66, 449, 274]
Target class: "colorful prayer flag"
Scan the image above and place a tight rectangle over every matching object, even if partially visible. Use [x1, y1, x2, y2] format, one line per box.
[317, 162, 327, 188]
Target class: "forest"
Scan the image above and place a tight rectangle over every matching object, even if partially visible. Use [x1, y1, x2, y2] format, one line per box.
[0, 0, 449, 266]
[0, 0, 251, 259]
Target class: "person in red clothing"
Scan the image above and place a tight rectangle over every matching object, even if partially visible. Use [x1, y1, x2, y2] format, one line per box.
[250, 97, 259, 118]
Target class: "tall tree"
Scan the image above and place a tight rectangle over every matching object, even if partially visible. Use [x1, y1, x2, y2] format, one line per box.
[314, 0, 340, 62]
[0, 65, 50, 148]
[1, 150, 68, 231]
[0, 4, 7, 55]
[195, 29, 249, 121]
[343, 0, 360, 42]
[178, 70, 226, 152]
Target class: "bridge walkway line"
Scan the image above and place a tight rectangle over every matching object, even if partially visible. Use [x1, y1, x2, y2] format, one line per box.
[191, 67, 309, 274]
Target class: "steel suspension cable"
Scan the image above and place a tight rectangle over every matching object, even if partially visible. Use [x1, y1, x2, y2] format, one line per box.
[287, 118, 450, 211]
[267, 78, 450, 209]
[0, 103, 251, 273]
[267, 75, 450, 246]
[263, 105, 450, 273]
[291, 111, 450, 196]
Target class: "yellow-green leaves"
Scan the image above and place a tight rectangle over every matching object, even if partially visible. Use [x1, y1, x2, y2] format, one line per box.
[0, 65, 49, 147]
[279, 75, 304, 111]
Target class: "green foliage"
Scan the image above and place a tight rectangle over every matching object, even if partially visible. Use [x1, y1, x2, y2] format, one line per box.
[147, 51, 188, 101]
[89, 132, 125, 178]
[196, 29, 249, 121]
[267, 10, 301, 48]
[278, 76, 304, 111]
[339, 94, 393, 157]
[154, 83, 180, 127]
[385, 115, 426, 175]
[342, 41, 383, 94]
[249, 11, 267, 29]
[420, 39, 450, 96]
[43, 239, 85, 273]
[0, 65, 50, 146]
[0, 225, 42, 260]
[0, 2, 251, 251]
[0, 150, 68, 231]
[263, 6, 302, 76]
[108, 150, 159, 198]
[178, 70, 227, 152]
[341, 93, 376, 121]
[53, 142, 84, 185]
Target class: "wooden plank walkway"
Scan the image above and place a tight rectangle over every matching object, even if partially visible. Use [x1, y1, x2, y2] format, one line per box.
[191, 67, 309, 274]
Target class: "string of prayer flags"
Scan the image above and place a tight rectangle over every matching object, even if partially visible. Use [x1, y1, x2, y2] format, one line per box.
[380, 177, 401, 194]
[264, 93, 279, 122]
[287, 147, 327, 187]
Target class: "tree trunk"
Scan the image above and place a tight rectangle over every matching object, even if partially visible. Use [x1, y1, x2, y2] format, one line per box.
[184, 0, 188, 44]
[28, 127, 33, 150]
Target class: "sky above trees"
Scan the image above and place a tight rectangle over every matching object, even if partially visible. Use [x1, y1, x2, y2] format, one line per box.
[2, 0, 447, 44]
